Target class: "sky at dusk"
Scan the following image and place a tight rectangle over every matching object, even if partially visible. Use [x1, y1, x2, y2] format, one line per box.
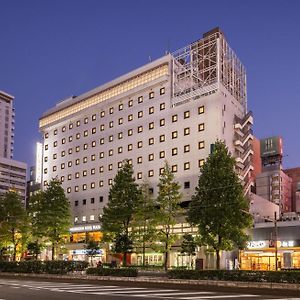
[0, 0, 299, 169]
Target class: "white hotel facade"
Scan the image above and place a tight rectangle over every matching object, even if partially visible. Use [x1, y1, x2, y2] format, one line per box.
[39, 28, 253, 259]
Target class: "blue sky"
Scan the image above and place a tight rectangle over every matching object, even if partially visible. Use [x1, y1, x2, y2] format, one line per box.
[0, 0, 299, 168]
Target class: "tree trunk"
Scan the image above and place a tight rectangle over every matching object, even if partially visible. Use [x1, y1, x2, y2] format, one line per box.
[12, 229, 16, 261]
[164, 239, 169, 271]
[142, 239, 146, 267]
[123, 251, 127, 267]
[52, 243, 55, 260]
[216, 249, 220, 270]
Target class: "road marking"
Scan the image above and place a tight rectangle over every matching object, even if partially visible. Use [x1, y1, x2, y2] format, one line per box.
[179, 295, 257, 299]
[144, 291, 216, 297]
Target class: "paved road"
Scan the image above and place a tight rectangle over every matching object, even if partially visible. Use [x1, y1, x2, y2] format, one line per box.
[0, 279, 299, 300]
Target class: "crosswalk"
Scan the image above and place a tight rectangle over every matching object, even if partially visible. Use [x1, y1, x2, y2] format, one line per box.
[0, 279, 299, 300]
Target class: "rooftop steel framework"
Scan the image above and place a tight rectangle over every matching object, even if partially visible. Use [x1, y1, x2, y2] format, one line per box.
[171, 28, 247, 111]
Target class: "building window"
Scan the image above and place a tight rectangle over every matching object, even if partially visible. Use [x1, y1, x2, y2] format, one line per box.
[184, 181, 190, 189]
[118, 118, 123, 125]
[160, 87, 165, 95]
[128, 114, 133, 122]
[148, 153, 154, 161]
[137, 172, 142, 179]
[90, 215, 95, 221]
[54, 129, 58, 135]
[83, 130, 88, 137]
[83, 199, 87, 205]
[171, 165, 177, 173]
[172, 131, 178, 139]
[128, 129, 133, 136]
[91, 141, 96, 147]
[198, 105, 205, 114]
[119, 103, 123, 111]
[128, 144, 133, 151]
[75, 159, 80, 165]
[68, 161, 72, 167]
[138, 111, 143, 118]
[53, 166, 57, 172]
[67, 187, 71, 193]
[83, 143, 88, 150]
[118, 132, 123, 139]
[91, 154, 96, 161]
[198, 141, 205, 149]
[137, 141, 143, 148]
[75, 200, 78, 206]
[184, 145, 190, 153]
[109, 121, 114, 128]
[99, 180, 104, 187]
[149, 91, 154, 99]
[44, 133, 49, 139]
[100, 124, 105, 131]
[160, 119, 165, 126]
[74, 186, 79, 192]
[184, 111, 190, 119]
[69, 136, 73, 142]
[44, 156, 48, 162]
[109, 107, 114, 114]
[99, 166, 104, 173]
[76, 133, 80, 139]
[149, 137, 154, 145]
[128, 99, 133, 107]
[149, 122, 154, 130]
[198, 123, 205, 131]
[137, 126, 143, 133]
[92, 114, 96, 121]
[149, 106, 154, 114]
[148, 170, 154, 177]
[92, 127, 96, 134]
[159, 134, 165, 142]
[172, 114, 178, 122]
[76, 120, 81, 127]
[91, 168, 95, 175]
[45, 144, 48, 150]
[60, 150, 65, 157]
[138, 96, 143, 103]
[99, 196, 104, 202]
[108, 149, 113, 156]
[109, 135, 113, 142]
[100, 111, 105, 118]
[159, 151, 165, 158]
[53, 153, 57, 159]
[91, 182, 95, 189]
[75, 172, 80, 178]
[108, 164, 113, 171]
[108, 178, 112, 186]
[172, 148, 178, 156]
[61, 138, 66, 145]
[82, 184, 87, 191]
[160, 103, 165, 110]
[184, 162, 190, 170]
[118, 161, 122, 168]
[61, 163, 65, 169]
[75, 146, 80, 152]
[198, 159, 205, 167]
[83, 170, 87, 176]
[99, 152, 104, 159]
[69, 123, 73, 129]
[53, 141, 57, 147]
[100, 138, 104, 145]
[184, 127, 190, 136]
[68, 148, 72, 154]
[62, 126, 66, 132]
[118, 146, 123, 154]
[137, 156, 142, 164]
[84, 117, 88, 124]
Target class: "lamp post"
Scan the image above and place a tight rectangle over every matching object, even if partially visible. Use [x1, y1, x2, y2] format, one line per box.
[274, 211, 278, 271]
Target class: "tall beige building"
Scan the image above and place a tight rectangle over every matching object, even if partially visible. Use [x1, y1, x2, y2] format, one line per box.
[39, 28, 253, 228]
[0, 91, 27, 202]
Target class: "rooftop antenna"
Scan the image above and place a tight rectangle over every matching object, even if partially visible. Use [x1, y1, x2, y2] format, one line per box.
[165, 38, 171, 55]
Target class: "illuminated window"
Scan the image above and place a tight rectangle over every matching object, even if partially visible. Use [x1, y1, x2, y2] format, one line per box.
[128, 99, 133, 107]
[160, 87, 165, 95]
[53, 166, 57, 172]
[138, 126, 143, 133]
[198, 123, 205, 131]
[149, 106, 154, 114]
[118, 146, 123, 154]
[108, 149, 113, 156]
[99, 180, 104, 187]
[83, 130, 88, 137]
[138, 96, 143, 103]
[172, 148, 178, 156]
[159, 134, 165, 142]
[109, 121, 113, 128]
[159, 168, 164, 175]
[53, 153, 57, 159]
[68, 161, 72, 167]
[83, 143, 88, 150]
[137, 172, 142, 179]
[45, 144, 48, 150]
[172, 131, 178, 139]
[67, 187, 71, 193]
[75, 159, 80, 165]
[91, 141, 96, 147]
[109, 107, 114, 114]
[108, 164, 113, 171]
[90, 182, 95, 189]
[75, 186, 79, 192]
[100, 111, 105, 118]
[53, 141, 57, 147]
[99, 152, 104, 158]
[149, 137, 154, 145]
[184, 111, 190, 119]
[109, 135, 113, 142]
[91, 168, 95, 175]
[76, 120, 80, 127]
[148, 153, 154, 161]
[67, 174, 72, 180]
[82, 184, 87, 191]
[184, 145, 190, 153]
[90, 214, 95, 221]
[92, 114, 96, 121]
[91, 154, 96, 161]
[149, 122, 154, 130]
[128, 144, 133, 151]
[76, 133, 80, 139]
[137, 141, 143, 148]
[44, 133, 49, 139]
[184, 127, 190, 136]
[118, 118, 123, 125]
[160, 103, 165, 110]
[160, 119, 165, 126]
[184, 162, 190, 170]
[128, 114, 133, 122]
[92, 127, 96, 134]
[75, 146, 80, 152]
[60, 176, 64, 182]
[68, 148, 72, 154]
[108, 178, 113, 185]
[99, 166, 104, 173]
[44, 156, 48, 162]
[128, 129, 133, 136]
[137, 156, 142, 164]
[61, 150, 66, 157]
[119, 103, 123, 111]
[138, 111, 143, 118]
[83, 170, 87, 176]
[149, 91, 154, 99]
[172, 165, 177, 173]
[84, 117, 88, 124]
[198, 159, 205, 167]
[61, 163, 65, 169]
[75, 172, 80, 178]
[62, 126, 66, 132]
[100, 138, 104, 145]
[61, 138, 66, 145]
[54, 129, 58, 135]
[159, 151, 165, 158]
[198, 106, 205, 114]
[148, 170, 154, 177]
[100, 124, 105, 131]
[69, 123, 73, 129]
[172, 115, 178, 122]
[118, 132, 123, 139]
[198, 141, 205, 149]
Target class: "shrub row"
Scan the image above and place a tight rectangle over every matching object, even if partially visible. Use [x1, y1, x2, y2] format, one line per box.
[0, 260, 89, 274]
[86, 267, 138, 277]
[167, 269, 300, 284]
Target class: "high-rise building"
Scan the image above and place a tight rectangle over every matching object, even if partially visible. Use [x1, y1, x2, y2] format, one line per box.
[0, 91, 27, 202]
[39, 28, 253, 228]
[284, 167, 300, 213]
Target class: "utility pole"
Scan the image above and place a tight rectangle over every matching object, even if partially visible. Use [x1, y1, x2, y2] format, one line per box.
[274, 211, 278, 271]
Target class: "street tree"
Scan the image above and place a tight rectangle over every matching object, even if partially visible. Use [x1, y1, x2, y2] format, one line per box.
[181, 233, 197, 269]
[155, 162, 182, 270]
[188, 140, 252, 269]
[0, 191, 29, 261]
[29, 179, 71, 260]
[86, 240, 101, 266]
[100, 160, 141, 266]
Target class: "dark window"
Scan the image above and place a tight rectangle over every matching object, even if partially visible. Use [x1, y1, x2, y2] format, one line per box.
[83, 199, 86, 205]
[99, 196, 104, 202]
[184, 181, 190, 189]
[75, 200, 79, 206]
[91, 198, 95, 204]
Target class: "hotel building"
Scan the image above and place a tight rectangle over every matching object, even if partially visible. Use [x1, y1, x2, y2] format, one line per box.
[39, 28, 253, 254]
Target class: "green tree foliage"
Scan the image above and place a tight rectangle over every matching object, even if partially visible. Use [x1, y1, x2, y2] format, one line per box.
[155, 162, 182, 270]
[27, 241, 43, 260]
[29, 179, 71, 260]
[86, 240, 101, 266]
[132, 181, 158, 266]
[188, 140, 252, 269]
[0, 191, 28, 261]
[100, 160, 141, 266]
[181, 233, 197, 269]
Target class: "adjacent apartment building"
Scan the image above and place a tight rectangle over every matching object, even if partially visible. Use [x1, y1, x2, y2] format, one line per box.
[39, 28, 254, 230]
[0, 91, 27, 203]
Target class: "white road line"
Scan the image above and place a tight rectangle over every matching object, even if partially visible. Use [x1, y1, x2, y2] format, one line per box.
[68, 287, 149, 294]
[103, 289, 178, 294]
[144, 291, 216, 297]
[179, 295, 257, 299]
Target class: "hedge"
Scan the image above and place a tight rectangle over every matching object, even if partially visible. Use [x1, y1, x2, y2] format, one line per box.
[86, 267, 138, 277]
[0, 260, 89, 274]
[167, 269, 300, 284]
